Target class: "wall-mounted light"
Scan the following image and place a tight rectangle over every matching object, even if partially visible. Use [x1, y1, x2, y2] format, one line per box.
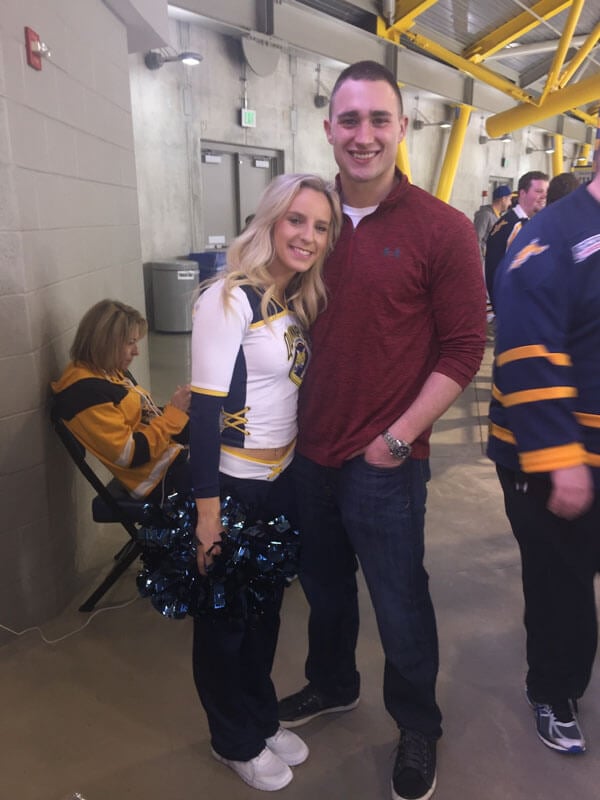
[314, 63, 330, 108]
[413, 108, 452, 130]
[144, 50, 203, 70]
[526, 134, 555, 155]
[479, 132, 513, 144]
[526, 142, 555, 155]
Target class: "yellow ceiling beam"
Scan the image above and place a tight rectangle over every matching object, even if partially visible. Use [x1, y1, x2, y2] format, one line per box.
[486, 72, 600, 137]
[552, 134, 564, 176]
[569, 107, 599, 126]
[538, 0, 584, 103]
[387, 0, 441, 33]
[559, 21, 600, 88]
[377, 23, 535, 104]
[436, 105, 471, 203]
[463, 0, 572, 63]
[396, 139, 412, 183]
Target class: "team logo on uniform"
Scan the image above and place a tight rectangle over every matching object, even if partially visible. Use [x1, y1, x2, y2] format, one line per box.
[572, 234, 600, 263]
[491, 219, 508, 236]
[284, 325, 309, 387]
[507, 238, 549, 271]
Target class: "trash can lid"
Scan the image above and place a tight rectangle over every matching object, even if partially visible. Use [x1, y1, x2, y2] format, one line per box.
[149, 259, 198, 272]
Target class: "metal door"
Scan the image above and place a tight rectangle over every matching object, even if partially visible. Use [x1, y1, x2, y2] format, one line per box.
[200, 143, 282, 247]
[238, 152, 275, 230]
[200, 150, 237, 248]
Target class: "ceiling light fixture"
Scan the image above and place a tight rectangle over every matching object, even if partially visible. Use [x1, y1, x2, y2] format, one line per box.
[144, 50, 203, 70]
[413, 108, 452, 130]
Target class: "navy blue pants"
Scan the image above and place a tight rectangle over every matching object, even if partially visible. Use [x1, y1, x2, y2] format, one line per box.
[294, 453, 442, 739]
[192, 469, 294, 761]
[497, 465, 600, 703]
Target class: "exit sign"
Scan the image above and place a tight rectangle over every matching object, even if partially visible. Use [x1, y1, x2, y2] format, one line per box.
[241, 108, 256, 128]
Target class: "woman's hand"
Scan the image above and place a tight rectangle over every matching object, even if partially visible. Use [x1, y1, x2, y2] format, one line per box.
[195, 497, 224, 576]
[170, 384, 191, 413]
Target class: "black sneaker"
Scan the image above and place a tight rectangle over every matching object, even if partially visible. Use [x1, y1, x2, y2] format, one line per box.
[278, 684, 359, 729]
[391, 729, 437, 800]
[526, 691, 585, 753]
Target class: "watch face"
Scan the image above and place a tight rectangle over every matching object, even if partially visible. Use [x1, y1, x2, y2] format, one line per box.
[383, 431, 411, 460]
[392, 442, 409, 459]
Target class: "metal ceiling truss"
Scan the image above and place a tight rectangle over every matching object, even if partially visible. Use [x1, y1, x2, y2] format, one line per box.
[377, 0, 599, 135]
[463, 0, 573, 62]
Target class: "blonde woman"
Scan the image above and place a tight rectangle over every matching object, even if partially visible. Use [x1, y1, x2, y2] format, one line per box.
[190, 174, 341, 791]
[52, 299, 190, 501]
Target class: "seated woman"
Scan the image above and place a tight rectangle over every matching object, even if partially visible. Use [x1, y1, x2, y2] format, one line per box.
[51, 299, 190, 502]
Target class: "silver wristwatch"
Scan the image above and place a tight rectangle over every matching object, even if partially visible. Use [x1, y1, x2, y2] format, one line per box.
[382, 430, 412, 460]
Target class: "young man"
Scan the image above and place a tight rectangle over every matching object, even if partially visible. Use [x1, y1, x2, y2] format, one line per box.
[488, 148, 600, 756]
[474, 184, 513, 323]
[484, 170, 548, 304]
[278, 61, 486, 800]
[473, 184, 513, 260]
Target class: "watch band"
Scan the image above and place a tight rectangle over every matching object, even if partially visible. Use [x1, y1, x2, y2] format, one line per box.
[382, 430, 412, 460]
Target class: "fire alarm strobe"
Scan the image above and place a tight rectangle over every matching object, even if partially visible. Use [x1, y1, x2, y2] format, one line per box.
[25, 27, 43, 70]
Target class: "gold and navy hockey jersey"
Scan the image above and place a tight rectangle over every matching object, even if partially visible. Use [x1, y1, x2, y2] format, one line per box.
[52, 363, 188, 498]
[488, 184, 600, 487]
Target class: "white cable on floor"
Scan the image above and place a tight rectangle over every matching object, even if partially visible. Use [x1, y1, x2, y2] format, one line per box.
[0, 595, 139, 645]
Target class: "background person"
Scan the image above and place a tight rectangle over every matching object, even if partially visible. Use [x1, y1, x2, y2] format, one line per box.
[277, 61, 486, 800]
[487, 147, 600, 755]
[546, 171, 580, 204]
[484, 170, 548, 304]
[473, 184, 512, 323]
[189, 174, 341, 792]
[51, 299, 190, 502]
[473, 184, 512, 260]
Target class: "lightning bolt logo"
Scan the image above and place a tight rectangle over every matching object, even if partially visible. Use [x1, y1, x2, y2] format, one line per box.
[507, 238, 549, 271]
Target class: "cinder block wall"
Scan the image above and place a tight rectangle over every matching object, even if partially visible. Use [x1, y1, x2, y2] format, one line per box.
[0, 0, 148, 633]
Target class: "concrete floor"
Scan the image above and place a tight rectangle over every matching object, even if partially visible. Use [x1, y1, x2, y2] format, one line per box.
[3, 335, 600, 800]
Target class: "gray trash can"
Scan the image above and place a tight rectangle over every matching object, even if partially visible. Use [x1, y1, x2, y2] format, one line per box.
[151, 260, 199, 333]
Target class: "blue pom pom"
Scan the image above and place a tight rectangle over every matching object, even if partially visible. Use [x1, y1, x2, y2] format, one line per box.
[135, 493, 300, 621]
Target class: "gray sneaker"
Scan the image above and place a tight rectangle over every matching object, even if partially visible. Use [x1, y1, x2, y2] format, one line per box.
[527, 693, 585, 754]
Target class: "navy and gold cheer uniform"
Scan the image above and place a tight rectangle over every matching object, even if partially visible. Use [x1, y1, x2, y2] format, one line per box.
[190, 280, 309, 497]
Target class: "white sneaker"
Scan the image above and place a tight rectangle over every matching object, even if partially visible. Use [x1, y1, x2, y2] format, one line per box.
[211, 746, 293, 791]
[266, 726, 309, 765]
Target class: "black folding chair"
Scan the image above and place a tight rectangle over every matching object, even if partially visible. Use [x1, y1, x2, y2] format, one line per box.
[51, 409, 150, 612]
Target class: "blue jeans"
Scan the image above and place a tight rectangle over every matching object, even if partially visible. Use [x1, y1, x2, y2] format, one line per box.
[294, 453, 442, 739]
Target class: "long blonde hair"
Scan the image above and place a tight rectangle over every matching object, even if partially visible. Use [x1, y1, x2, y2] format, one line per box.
[220, 173, 341, 329]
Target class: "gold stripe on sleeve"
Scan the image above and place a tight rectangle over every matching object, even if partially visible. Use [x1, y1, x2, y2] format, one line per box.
[575, 412, 600, 429]
[488, 422, 516, 445]
[499, 386, 577, 408]
[496, 345, 572, 368]
[520, 442, 586, 472]
[191, 386, 227, 397]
